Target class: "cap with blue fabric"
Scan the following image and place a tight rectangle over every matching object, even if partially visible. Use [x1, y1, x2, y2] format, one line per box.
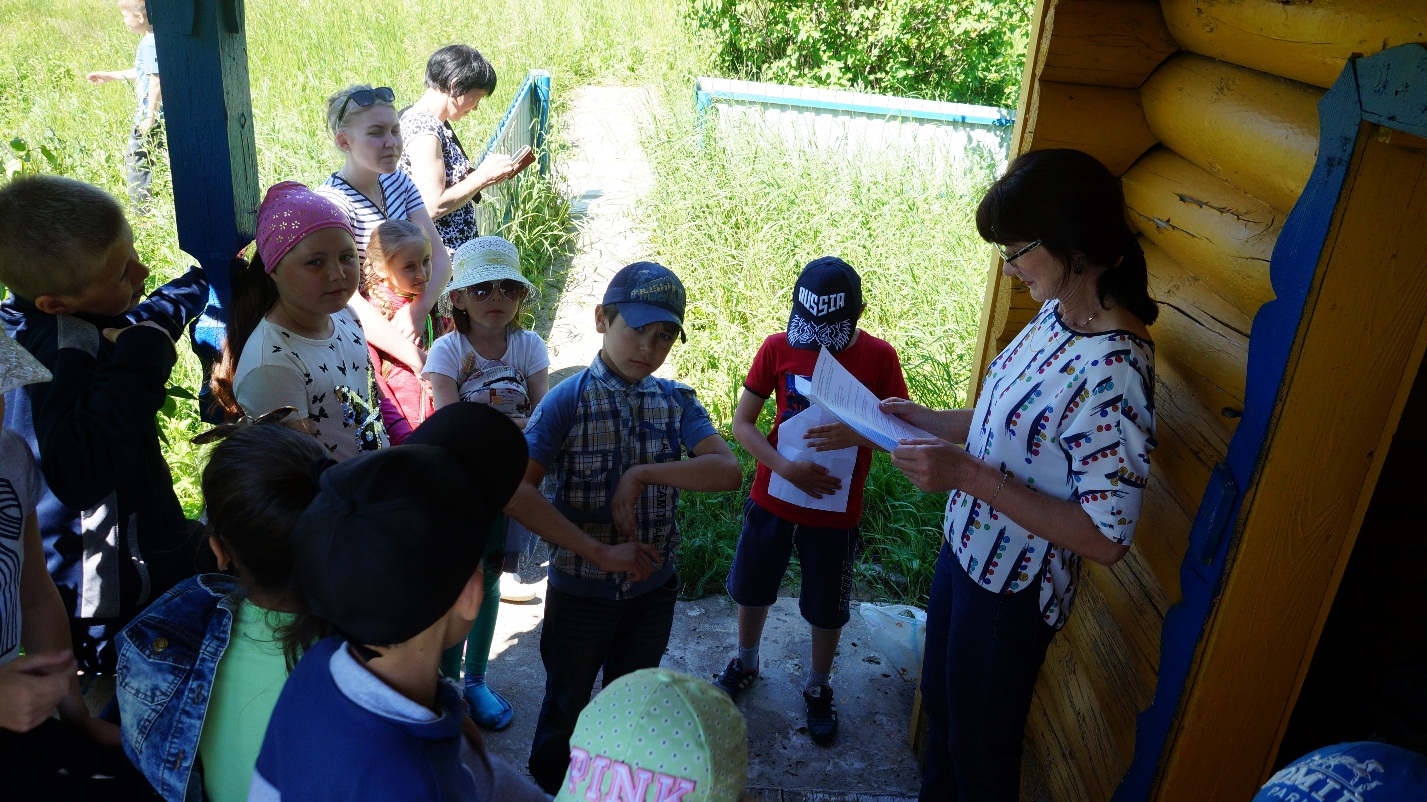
[602, 261, 687, 342]
[1254, 742, 1427, 802]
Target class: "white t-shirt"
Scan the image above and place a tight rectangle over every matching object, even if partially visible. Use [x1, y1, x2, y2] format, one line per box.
[233, 310, 388, 460]
[422, 329, 550, 418]
[0, 428, 43, 665]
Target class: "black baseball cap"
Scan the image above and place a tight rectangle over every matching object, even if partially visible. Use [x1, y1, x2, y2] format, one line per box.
[787, 256, 863, 352]
[294, 404, 526, 647]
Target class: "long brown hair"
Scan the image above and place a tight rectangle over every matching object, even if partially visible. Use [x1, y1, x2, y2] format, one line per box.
[362, 219, 428, 319]
[209, 252, 280, 420]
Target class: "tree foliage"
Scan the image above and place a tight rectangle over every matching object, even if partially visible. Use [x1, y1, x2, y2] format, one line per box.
[689, 0, 1034, 107]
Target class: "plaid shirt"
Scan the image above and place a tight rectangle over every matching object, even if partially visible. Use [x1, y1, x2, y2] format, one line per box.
[524, 355, 718, 599]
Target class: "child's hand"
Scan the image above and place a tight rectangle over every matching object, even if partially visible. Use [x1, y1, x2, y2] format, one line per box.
[597, 541, 662, 581]
[804, 421, 858, 451]
[0, 650, 75, 733]
[611, 467, 649, 541]
[101, 319, 171, 344]
[86, 71, 120, 85]
[780, 459, 841, 499]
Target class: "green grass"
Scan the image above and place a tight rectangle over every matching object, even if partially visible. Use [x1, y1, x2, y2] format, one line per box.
[2, 0, 994, 607]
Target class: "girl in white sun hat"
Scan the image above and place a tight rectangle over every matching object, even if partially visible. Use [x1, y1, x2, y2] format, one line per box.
[422, 235, 549, 731]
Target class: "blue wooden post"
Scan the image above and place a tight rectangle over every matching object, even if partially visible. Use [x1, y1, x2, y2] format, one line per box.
[149, 0, 259, 420]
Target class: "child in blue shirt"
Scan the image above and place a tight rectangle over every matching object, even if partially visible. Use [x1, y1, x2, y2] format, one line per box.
[521, 261, 742, 793]
[86, 0, 164, 209]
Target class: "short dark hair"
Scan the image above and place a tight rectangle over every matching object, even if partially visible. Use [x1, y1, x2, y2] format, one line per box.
[0, 175, 127, 300]
[425, 44, 497, 98]
[976, 148, 1158, 326]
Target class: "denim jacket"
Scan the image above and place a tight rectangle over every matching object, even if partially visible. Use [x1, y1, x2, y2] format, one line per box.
[118, 573, 241, 802]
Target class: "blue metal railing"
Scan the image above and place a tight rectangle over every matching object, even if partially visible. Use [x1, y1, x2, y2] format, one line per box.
[477, 69, 553, 235]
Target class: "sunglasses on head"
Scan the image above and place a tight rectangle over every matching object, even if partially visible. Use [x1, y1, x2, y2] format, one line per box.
[336, 86, 396, 125]
[461, 279, 529, 303]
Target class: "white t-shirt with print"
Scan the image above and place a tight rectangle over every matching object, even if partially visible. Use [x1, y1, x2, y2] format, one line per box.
[233, 309, 388, 460]
[422, 329, 550, 418]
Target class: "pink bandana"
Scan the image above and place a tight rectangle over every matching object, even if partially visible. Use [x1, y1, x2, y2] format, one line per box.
[255, 181, 355, 273]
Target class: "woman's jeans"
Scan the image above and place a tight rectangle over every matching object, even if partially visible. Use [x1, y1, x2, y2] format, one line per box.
[920, 541, 1056, 801]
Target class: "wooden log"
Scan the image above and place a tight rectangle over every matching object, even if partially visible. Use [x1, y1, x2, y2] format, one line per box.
[1025, 81, 1158, 176]
[1029, 633, 1129, 801]
[1122, 149, 1279, 326]
[1039, 0, 1179, 88]
[1144, 239, 1251, 408]
[1141, 53, 1322, 214]
[1135, 474, 1192, 606]
[1161, 0, 1427, 89]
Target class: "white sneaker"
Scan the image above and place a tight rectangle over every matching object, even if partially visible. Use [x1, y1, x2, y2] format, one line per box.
[500, 573, 536, 603]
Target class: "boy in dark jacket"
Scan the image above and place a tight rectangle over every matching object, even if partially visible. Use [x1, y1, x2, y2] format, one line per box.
[0, 174, 208, 671]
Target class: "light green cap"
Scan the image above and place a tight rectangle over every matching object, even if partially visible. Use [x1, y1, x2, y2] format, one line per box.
[556, 668, 748, 802]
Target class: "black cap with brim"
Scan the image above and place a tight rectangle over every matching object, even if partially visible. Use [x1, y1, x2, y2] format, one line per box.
[294, 405, 527, 648]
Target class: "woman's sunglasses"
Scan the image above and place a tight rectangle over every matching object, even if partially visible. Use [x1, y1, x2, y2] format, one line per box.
[336, 86, 396, 125]
[461, 279, 529, 303]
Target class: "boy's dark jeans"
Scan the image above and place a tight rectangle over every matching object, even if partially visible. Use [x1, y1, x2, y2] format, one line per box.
[126, 122, 165, 210]
[528, 577, 678, 793]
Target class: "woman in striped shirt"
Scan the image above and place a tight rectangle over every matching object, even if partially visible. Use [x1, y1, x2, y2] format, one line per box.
[317, 84, 450, 373]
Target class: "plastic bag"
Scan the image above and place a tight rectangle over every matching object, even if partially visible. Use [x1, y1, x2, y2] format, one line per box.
[857, 603, 928, 684]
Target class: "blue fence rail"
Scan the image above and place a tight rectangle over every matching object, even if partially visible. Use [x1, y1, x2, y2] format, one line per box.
[476, 69, 553, 236]
[695, 77, 1014, 170]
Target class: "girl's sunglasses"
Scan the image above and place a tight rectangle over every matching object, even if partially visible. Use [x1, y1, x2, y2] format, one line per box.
[461, 279, 529, 303]
[336, 86, 396, 124]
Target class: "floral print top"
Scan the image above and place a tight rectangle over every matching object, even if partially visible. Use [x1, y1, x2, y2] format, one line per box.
[945, 300, 1157, 630]
[398, 107, 479, 253]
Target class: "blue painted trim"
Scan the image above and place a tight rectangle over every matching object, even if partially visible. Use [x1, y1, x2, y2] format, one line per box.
[1113, 43, 1427, 801]
[533, 71, 552, 176]
[484, 70, 538, 156]
[698, 86, 1013, 126]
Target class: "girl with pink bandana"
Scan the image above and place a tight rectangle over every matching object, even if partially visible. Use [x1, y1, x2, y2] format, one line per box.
[211, 181, 388, 459]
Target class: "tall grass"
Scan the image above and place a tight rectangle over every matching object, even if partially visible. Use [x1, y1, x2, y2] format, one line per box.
[641, 109, 997, 603]
[2, 0, 995, 606]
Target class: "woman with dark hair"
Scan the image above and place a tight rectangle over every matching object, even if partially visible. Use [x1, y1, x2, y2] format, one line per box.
[400, 45, 530, 254]
[884, 148, 1158, 801]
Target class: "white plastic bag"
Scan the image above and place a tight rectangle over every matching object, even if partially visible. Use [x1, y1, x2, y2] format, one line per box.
[857, 603, 928, 684]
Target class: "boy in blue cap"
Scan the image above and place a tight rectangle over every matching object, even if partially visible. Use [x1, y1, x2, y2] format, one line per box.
[522, 261, 742, 793]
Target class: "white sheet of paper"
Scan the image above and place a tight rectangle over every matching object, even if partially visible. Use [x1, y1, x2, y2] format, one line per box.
[807, 346, 934, 451]
[767, 404, 857, 513]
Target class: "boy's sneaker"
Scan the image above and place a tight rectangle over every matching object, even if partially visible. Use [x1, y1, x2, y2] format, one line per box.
[714, 657, 759, 701]
[803, 684, 838, 745]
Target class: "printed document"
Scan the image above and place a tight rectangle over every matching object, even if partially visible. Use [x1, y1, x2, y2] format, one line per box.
[807, 346, 934, 451]
[768, 404, 856, 513]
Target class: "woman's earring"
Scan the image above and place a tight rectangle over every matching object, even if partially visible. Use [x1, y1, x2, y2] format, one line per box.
[1073, 255, 1086, 275]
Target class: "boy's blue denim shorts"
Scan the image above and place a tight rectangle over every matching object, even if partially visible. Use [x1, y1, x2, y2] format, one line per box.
[726, 498, 858, 629]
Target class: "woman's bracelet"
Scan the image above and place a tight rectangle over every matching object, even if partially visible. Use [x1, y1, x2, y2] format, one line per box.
[988, 470, 1010, 506]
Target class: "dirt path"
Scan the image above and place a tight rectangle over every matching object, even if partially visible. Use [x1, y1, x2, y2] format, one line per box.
[483, 86, 922, 798]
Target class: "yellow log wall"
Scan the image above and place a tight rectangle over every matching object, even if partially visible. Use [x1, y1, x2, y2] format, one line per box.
[971, 1, 1427, 799]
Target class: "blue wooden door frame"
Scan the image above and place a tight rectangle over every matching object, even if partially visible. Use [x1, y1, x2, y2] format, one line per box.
[1115, 43, 1427, 800]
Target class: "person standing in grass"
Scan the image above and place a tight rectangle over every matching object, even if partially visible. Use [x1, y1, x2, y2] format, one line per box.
[400, 44, 529, 256]
[712, 257, 908, 746]
[887, 148, 1157, 801]
[86, 0, 163, 211]
[521, 261, 742, 793]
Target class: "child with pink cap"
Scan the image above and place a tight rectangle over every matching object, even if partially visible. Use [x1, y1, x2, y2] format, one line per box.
[212, 181, 389, 459]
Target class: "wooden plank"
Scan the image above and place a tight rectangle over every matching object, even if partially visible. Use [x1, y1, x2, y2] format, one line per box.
[1155, 130, 1427, 801]
[1133, 475, 1192, 606]
[1144, 237, 1253, 352]
[1140, 53, 1323, 215]
[1122, 149, 1279, 327]
[1027, 629, 1129, 801]
[1026, 81, 1158, 176]
[1160, 0, 1427, 89]
[1039, 0, 1179, 88]
[1146, 297, 1248, 418]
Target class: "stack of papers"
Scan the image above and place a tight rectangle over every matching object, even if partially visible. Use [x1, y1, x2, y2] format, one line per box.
[806, 346, 934, 451]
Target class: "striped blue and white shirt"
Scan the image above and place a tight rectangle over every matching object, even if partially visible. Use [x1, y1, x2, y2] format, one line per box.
[316, 171, 426, 260]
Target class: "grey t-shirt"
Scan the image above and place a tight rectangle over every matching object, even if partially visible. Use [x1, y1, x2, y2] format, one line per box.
[0, 427, 43, 665]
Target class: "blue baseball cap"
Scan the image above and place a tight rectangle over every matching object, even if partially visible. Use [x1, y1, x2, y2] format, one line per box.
[602, 261, 687, 342]
[1255, 742, 1427, 802]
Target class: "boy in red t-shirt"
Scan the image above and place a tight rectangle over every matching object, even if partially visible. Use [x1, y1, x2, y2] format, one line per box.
[715, 257, 909, 745]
